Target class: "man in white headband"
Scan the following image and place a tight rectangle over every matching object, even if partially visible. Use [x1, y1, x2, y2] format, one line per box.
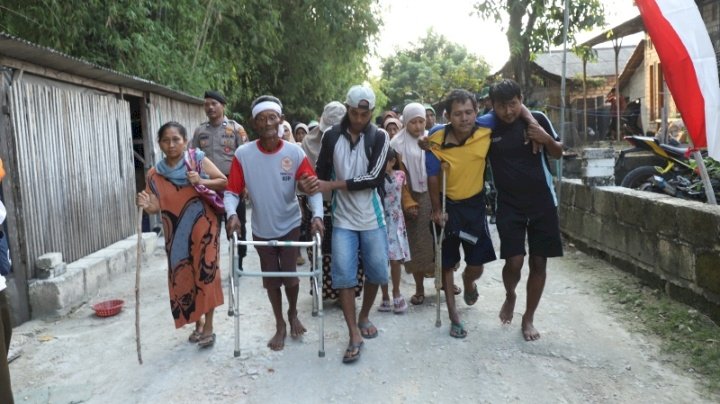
[225, 95, 324, 352]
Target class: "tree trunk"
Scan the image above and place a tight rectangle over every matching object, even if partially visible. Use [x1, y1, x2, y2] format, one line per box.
[506, 0, 534, 100]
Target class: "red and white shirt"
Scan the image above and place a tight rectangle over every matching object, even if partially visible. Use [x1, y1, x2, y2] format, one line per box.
[224, 140, 323, 238]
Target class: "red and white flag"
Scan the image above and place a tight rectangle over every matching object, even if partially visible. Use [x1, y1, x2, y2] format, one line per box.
[636, 0, 720, 160]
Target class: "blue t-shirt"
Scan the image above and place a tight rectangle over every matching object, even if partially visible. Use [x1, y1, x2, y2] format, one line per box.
[477, 111, 559, 210]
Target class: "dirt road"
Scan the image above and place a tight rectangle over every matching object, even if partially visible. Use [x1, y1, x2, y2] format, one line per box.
[9, 218, 716, 403]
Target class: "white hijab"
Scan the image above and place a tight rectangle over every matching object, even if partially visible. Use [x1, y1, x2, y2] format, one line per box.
[390, 102, 428, 193]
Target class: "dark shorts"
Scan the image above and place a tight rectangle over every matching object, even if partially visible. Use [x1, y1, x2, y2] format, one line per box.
[496, 203, 563, 259]
[253, 227, 300, 290]
[439, 193, 496, 269]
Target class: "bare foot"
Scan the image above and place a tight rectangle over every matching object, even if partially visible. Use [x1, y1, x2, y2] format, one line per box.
[521, 314, 540, 341]
[268, 323, 287, 351]
[288, 314, 307, 338]
[499, 294, 516, 325]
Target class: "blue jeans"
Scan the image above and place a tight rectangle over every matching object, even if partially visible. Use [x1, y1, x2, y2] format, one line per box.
[331, 227, 388, 289]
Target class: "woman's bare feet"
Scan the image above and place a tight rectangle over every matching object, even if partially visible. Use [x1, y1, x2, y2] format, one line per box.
[288, 311, 307, 338]
[521, 314, 541, 341]
[499, 293, 516, 324]
[268, 323, 287, 351]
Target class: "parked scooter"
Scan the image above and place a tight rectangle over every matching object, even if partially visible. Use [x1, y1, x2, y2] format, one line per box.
[619, 135, 717, 201]
[619, 135, 695, 190]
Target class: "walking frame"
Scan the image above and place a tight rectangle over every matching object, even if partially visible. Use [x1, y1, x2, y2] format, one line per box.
[432, 162, 449, 327]
[228, 231, 325, 358]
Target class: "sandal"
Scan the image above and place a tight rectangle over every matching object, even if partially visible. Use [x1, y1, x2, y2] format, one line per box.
[462, 272, 479, 305]
[410, 294, 425, 305]
[440, 285, 462, 295]
[463, 283, 479, 306]
[358, 321, 378, 339]
[188, 329, 202, 343]
[377, 299, 392, 312]
[393, 296, 408, 314]
[197, 333, 216, 349]
[450, 322, 467, 339]
[342, 341, 363, 364]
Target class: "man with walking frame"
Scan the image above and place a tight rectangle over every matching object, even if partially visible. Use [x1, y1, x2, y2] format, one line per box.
[225, 95, 324, 351]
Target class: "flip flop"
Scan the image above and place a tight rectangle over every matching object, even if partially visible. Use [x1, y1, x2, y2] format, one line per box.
[440, 285, 462, 295]
[450, 322, 467, 339]
[342, 341, 364, 364]
[188, 329, 202, 343]
[410, 294, 425, 305]
[358, 321, 378, 339]
[197, 333, 216, 349]
[464, 283, 479, 306]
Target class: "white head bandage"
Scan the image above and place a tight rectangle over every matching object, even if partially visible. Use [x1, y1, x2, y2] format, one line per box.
[251, 101, 282, 118]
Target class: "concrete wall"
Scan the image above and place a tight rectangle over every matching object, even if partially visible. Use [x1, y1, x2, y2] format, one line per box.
[28, 233, 158, 318]
[559, 179, 720, 322]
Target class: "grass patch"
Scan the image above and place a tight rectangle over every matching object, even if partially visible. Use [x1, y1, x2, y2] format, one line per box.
[599, 275, 720, 395]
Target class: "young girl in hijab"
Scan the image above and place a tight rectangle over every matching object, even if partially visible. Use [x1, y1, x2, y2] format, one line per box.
[390, 102, 461, 305]
[378, 148, 410, 314]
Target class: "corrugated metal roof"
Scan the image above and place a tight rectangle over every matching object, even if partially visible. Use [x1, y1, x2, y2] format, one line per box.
[581, 15, 645, 48]
[534, 45, 636, 78]
[0, 32, 202, 104]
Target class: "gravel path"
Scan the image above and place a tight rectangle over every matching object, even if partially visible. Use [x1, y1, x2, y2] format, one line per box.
[9, 215, 716, 403]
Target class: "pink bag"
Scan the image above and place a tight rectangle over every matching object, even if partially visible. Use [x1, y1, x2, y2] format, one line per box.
[185, 148, 225, 214]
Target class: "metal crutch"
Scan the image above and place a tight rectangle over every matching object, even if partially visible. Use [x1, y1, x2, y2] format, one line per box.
[432, 162, 449, 327]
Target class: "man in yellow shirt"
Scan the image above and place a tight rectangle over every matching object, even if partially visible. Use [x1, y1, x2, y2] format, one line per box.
[425, 89, 497, 338]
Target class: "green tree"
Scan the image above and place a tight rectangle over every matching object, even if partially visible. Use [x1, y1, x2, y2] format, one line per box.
[473, 0, 605, 99]
[379, 30, 490, 110]
[0, 0, 380, 123]
[250, 0, 381, 122]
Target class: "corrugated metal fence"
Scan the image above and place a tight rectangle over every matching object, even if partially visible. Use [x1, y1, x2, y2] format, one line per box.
[9, 76, 135, 275]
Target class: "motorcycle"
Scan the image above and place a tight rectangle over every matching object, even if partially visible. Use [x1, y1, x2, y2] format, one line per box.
[618, 135, 718, 201]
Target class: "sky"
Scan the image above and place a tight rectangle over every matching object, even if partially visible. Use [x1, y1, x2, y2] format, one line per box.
[372, 0, 641, 75]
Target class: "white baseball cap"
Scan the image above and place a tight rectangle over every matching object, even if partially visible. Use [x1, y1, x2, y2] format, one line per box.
[345, 85, 376, 110]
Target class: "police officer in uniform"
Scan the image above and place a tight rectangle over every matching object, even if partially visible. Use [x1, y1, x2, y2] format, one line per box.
[192, 90, 249, 257]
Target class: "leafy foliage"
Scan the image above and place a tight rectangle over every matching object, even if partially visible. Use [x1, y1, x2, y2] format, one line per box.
[379, 30, 490, 111]
[0, 0, 381, 123]
[473, 0, 605, 99]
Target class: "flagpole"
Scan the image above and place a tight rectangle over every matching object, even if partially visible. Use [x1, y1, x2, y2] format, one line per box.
[558, 0, 569, 204]
[693, 151, 717, 205]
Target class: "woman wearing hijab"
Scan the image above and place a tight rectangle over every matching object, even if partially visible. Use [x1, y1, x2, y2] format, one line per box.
[281, 121, 296, 143]
[294, 123, 309, 144]
[384, 117, 402, 139]
[390, 102, 460, 305]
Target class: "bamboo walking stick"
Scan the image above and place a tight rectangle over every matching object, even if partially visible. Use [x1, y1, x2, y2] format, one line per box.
[135, 206, 143, 365]
[434, 162, 449, 327]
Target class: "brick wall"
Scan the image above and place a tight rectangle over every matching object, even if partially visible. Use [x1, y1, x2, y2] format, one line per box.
[559, 179, 720, 322]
